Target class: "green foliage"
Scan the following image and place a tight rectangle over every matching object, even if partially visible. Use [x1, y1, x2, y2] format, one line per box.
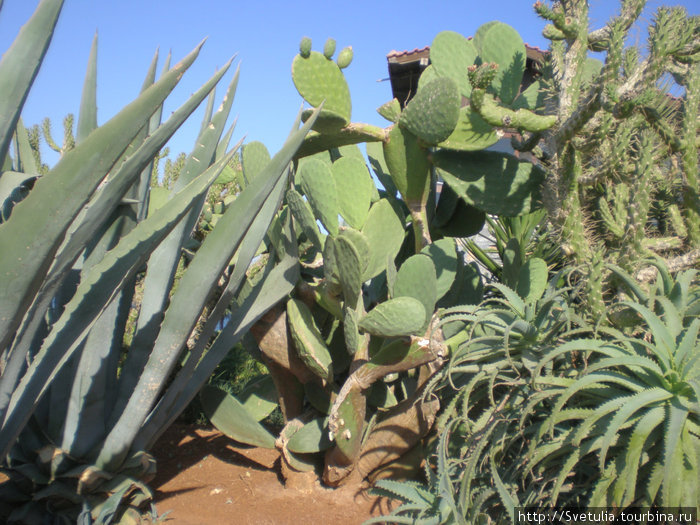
[0, 4, 319, 521]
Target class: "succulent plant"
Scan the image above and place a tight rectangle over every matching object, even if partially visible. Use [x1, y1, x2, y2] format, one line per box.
[0, 3, 320, 520]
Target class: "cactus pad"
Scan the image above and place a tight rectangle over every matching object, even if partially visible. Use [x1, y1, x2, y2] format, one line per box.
[434, 150, 545, 216]
[377, 98, 402, 124]
[430, 30, 477, 98]
[399, 77, 460, 145]
[421, 238, 459, 301]
[383, 125, 431, 205]
[361, 198, 406, 280]
[241, 141, 271, 183]
[292, 51, 351, 129]
[287, 298, 335, 384]
[332, 156, 372, 229]
[392, 254, 438, 329]
[358, 297, 426, 337]
[299, 157, 339, 235]
[335, 234, 365, 308]
[437, 106, 499, 151]
[474, 21, 526, 105]
[286, 188, 324, 252]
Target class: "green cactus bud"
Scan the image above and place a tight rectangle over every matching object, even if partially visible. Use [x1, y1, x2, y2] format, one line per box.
[287, 298, 335, 384]
[467, 63, 498, 90]
[358, 297, 426, 337]
[399, 76, 461, 145]
[324, 38, 336, 59]
[433, 150, 546, 216]
[337, 46, 353, 69]
[299, 36, 312, 58]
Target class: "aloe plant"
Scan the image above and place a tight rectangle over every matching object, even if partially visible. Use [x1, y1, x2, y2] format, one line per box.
[0, 2, 319, 522]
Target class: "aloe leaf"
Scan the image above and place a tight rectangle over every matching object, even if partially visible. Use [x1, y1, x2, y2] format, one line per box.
[200, 385, 276, 448]
[662, 398, 689, 506]
[76, 32, 98, 143]
[1, 60, 232, 409]
[0, 0, 64, 162]
[0, 153, 227, 458]
[101, 107, 320, 468]
[0, 41, 204, 354]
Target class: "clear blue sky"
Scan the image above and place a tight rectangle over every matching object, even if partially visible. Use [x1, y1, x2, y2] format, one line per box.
[1, 0, 697, 165]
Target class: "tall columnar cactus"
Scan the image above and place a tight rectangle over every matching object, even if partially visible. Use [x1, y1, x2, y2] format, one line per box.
[522, 1, 700, 318]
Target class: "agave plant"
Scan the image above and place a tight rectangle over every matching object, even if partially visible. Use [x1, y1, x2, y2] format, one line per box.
[0, 1, 319, 522]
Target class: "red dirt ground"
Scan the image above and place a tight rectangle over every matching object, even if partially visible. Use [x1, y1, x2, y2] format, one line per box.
[149, 425, 394, 525]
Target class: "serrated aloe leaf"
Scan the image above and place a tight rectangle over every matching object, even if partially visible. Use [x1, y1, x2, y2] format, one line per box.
[0, 41, 204, 354]
[474, 22, 526, 105]
[239, 374, 278, 422]
[516, 257, 548, 304]
[76, 32, 98, 143]
[433, 150, 545, 216]
[102, 108, 320, 468]
[299, 157, 339, 235]
[0, 154, 226, 458]
[359, 297, 426, 338]
[430, 30, 477, 98]
[393, 254, 437, 329]
[241, 140, 271, 183]
[362, 198, 405, 280]
[287, 417, 332, 454]
[421, 238, 458, 301]
[332, 156, 372, 229]
[0, 0, 63, 162]
[200, 385, 275, 448]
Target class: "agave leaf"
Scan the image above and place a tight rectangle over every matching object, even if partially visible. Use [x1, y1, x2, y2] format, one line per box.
[0, 41, 204, 354]
[12, 118, 38, 174]
[287, 417, 332, 453]
[0, 153, 228, 458]
[76, 32, 98, 143]
[0, 0, 63, 162]
[0, 61, 233, 416]
[200, 385, 276, 448]
[103, 107, 320, 466]
[132, 64, 241, 361]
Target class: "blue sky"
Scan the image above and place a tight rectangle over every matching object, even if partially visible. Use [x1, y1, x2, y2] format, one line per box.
[1, 0, 697, 165]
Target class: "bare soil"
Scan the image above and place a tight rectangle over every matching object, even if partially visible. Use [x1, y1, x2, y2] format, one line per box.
[150, 424, 393, 525]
